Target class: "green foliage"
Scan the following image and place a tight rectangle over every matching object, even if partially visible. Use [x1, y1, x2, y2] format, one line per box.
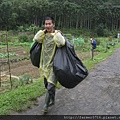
[18, 75, 33, 87]
[0, 32, 7, 43]
[18, 34, 29, 42]
[112, 30, 120, 38]
[0, 52, 16, 58]
[17, 25, 40, 33]
[22, 45, 31, 54]
[28, 34, 34, 41]
[0, 0, 119, 36]
[18, 32, 34, 43]
[96, 23, 105, 36]
[0, 45, 5, 49]
[95, 46, 105, 52]
[96, 39, 100, 46]
[17, 26, 25, 32]
[8, 41, 31, 46]
[103, 29, 112, 37]
[0, 80, 45, 115]
[74, 37, 85, 44]
[75, 43, 90, 51]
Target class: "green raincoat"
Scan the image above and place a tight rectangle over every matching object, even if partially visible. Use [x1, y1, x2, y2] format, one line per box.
[33, 30, 65, 86]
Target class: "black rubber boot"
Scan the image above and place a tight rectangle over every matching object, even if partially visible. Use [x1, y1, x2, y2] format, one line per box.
[49, 94, 55, 107]
[41, 91, 50, 113]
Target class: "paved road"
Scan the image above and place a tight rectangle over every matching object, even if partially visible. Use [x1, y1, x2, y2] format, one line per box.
[13, 48, 120, 115]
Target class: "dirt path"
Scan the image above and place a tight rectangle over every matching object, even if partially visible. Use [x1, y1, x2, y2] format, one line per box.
[12, 48, 120, 115]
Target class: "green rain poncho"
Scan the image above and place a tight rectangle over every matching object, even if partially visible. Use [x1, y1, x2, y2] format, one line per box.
[33, 30, 65, 86]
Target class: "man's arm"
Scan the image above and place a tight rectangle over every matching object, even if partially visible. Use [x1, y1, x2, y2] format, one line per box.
[53, 31, 65, 47]
[33, 30, 45, 43]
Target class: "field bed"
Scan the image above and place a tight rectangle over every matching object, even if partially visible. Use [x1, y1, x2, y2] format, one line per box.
[0, 46, 40, 80]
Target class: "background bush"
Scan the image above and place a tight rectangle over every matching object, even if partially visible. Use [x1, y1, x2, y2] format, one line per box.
[18, 34, 29, 42]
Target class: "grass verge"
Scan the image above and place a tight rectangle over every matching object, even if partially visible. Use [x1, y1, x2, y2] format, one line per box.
[83, 42, 120, 70]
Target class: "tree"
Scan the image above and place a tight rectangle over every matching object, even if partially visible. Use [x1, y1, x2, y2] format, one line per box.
[0, 0, 120, 33]
[0, 0, 13, 29]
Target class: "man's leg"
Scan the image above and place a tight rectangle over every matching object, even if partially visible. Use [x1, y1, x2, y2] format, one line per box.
[44, 78, 48, 89]
[47, 82, 56, 106]
[44, 77, 56, 106]
[42, 78, 56, 113]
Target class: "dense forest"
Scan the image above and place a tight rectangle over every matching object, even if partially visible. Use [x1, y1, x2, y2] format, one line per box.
[0, 0, 120, 36]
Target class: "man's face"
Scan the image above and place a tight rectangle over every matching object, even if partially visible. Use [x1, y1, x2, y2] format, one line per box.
[45, 20, 55, 33]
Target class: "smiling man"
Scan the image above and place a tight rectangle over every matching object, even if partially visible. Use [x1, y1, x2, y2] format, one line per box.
[33, 16, 65, 113]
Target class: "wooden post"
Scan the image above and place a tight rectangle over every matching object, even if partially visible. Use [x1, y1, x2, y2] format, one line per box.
[105, 43, 108, 52]
[91, 47, 94, 60]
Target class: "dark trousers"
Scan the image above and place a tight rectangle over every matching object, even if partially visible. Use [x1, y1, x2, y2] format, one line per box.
[44, 78, 55, 97]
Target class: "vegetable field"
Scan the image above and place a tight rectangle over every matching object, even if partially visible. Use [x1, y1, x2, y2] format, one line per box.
[0, 44, 40, 93]
[1, 46, 39, 77]
[0, 31, 119, 94]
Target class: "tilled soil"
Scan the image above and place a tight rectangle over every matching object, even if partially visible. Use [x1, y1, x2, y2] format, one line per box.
[12, 47, 120, 115]
[1, 46, 40, 79]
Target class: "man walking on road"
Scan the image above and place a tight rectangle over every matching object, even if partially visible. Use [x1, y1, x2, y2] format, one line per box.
[33, 16, 65, 113]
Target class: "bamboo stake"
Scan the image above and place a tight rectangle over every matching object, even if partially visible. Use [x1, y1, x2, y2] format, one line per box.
[0, 34, 2, 87]
[0, 64, 1, 87]
[6, 32, 12, 89]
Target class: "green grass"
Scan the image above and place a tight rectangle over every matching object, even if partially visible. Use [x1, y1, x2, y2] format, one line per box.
[0, 80, 45, 115]
[0, 39, 120, 115]
[0, 79, 62, 115]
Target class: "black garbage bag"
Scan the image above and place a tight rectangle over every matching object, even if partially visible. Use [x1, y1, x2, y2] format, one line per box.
[53, 39, 88, 89]
[30, 42, 42, 68]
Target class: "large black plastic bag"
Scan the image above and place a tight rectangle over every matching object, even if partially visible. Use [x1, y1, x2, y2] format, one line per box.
[53, 39, 88, 89]
[30, 42, 42, 68]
